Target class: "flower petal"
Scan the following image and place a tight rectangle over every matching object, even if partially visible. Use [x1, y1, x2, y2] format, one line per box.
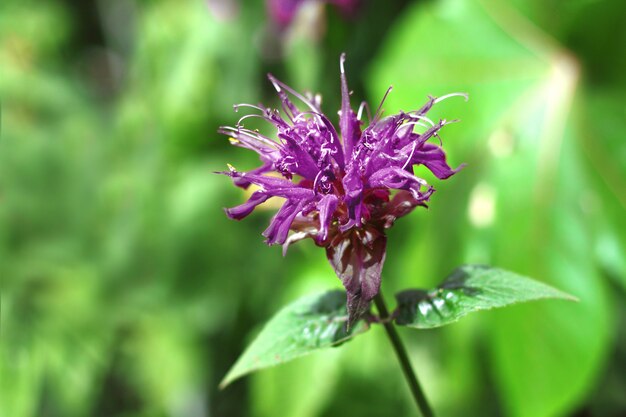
[380, 190, 427, 228]
[222, 168, 297, 191]
[367, 166, 429, 200]
[219, 126, 279, 156]
[339, 54, 361, 158]
[225, 191, 270, 220]
[263, 200, 306, 245]
[231, 162, 275, 189]
[276, 131, 321, 180]
[341, 166, 365, 228]
[411, 143, 465, 179]
[316, 194, 339, 242]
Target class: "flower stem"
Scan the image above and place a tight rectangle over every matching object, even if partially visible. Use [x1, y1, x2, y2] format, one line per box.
[374, 292, 434, 417]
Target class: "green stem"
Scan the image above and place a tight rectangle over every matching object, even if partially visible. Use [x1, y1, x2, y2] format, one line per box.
[374, 292, 434, 417]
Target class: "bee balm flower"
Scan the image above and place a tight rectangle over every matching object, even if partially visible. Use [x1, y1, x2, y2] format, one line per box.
[220, 54, 466, 327]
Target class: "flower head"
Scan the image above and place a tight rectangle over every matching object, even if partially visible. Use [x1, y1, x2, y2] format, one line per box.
[220, 54, 466, 327]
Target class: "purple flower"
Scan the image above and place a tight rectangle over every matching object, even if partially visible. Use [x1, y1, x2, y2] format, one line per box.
[267, 0, 359, 28]
[220, 54, 466, 327]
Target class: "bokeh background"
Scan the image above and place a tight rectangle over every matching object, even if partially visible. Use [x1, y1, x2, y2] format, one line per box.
[1, 0, 625, 416]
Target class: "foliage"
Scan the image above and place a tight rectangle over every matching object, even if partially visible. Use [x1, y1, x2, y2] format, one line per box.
[394, 265, 576, 329]
[220, 290, 369, 388]
[223, 266, 573, 389]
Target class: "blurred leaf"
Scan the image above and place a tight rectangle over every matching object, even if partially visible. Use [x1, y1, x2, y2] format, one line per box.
[488, 124, 613, 417]
[395, 265, 576, 329]
[370, 0, 613, 416]
[368, 0, 552, 153]
[579, 89, 626, 292]
[220, 290, 369, 388]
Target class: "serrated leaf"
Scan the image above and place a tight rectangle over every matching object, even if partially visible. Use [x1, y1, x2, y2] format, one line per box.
[394, 265, 576, 329]
[220, 290, 369, 388]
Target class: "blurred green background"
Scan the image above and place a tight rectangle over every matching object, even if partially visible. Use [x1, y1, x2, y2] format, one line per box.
[1, 0, 625, 416]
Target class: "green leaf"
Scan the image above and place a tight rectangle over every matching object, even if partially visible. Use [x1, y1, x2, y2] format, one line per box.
[220, 290, 369, 388]
[394, 265, 576, 329]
